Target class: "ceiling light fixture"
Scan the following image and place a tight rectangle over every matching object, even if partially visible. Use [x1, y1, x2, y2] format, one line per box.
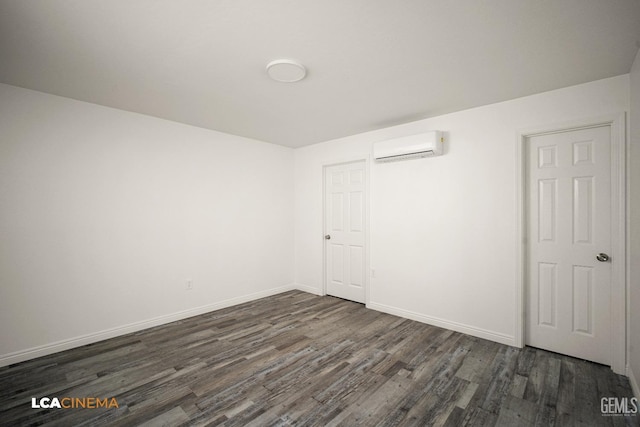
[266, 59, 306, 83]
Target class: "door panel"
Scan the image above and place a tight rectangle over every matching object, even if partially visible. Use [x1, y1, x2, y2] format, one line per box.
[572, 265, 593, 335]
[325, 161, 366, 303]
[538, 179, 557, 242]
[526, 126, 611, 365]
[537, 262, 557, 328]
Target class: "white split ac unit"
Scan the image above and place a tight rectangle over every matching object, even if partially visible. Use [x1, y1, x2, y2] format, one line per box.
[373, 131, 443, 162]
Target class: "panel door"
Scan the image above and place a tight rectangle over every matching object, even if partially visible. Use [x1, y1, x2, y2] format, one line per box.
[526, 126, 611, 365]
[324, 161, 366, 303]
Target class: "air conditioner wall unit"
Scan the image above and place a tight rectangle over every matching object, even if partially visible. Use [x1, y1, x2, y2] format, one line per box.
[373, 131, 443, 162]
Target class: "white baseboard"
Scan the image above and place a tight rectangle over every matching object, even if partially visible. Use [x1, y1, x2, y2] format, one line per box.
[628, 365, 640, 399]
[366, 301, 516, 347]
[292, 288, 515, 347]
[294, 283, 323, 296]
[0, 284, 296, 368]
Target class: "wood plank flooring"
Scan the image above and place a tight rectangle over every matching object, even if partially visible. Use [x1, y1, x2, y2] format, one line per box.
[0, 290, 637, 426]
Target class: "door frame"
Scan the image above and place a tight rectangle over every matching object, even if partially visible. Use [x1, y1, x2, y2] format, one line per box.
[515, 113, 627, 374]
[322, 158, 370, 305]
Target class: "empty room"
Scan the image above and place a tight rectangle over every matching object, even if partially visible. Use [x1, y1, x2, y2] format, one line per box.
[1, 1, 640, 426]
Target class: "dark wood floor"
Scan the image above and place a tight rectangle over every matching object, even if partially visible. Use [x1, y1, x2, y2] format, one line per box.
[0, 290, 636, 426]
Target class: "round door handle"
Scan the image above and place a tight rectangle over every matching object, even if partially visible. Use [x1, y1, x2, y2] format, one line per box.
[596, 253, 610, 262]
[325, 234, 331, 240]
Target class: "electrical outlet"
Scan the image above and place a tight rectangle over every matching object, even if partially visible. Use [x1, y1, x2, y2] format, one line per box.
[371, 269, 376, 278]
[186, 280, 193, 291]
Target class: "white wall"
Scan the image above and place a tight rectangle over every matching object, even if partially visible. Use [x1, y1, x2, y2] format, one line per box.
[294, 75, 630, 345]
[0, 84, 294, 365]
[629, 49, 640, 397]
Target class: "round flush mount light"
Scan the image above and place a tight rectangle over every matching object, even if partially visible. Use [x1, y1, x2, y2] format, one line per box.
[266, 59, 306, 83]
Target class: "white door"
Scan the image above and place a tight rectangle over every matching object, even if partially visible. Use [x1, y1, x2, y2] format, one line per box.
[324, 161, 366, 303]
[526, 126, 612, 365]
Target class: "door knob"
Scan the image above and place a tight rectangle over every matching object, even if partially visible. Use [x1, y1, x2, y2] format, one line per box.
[596, 253, 610, 262]
[325, 234, 331, 240]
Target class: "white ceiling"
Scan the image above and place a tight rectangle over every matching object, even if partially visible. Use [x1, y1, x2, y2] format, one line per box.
[1, 1, 639, 148]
